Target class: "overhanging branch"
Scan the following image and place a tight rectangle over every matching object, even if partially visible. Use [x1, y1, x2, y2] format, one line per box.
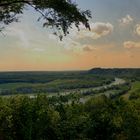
[0, 0, 32, 7]
[0, 0, 49, 21]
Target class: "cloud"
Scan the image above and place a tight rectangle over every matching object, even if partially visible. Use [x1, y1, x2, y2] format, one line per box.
[48, 22, 114, 52]
[33, 48, 45, 52]
[91, 22, 113, 36]
[119, 15, 133, 26]
[4, 20, 52, 51]
[135, 24, 140, 36]
[78, 22, 114, 39]
[123, 41, 140, 49]
[82, 45, 98, 52]
[6, 24, 30, 48]
[83, 46, 93, 52]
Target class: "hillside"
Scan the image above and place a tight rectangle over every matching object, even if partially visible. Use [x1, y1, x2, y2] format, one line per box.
[89, 68, 140, 79]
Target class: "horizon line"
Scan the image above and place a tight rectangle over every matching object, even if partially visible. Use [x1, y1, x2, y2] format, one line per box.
[0, 67, 140, 73]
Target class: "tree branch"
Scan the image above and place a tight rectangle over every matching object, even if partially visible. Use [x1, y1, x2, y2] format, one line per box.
[0, 0, 32, 7]
[0, 0, 49, 21]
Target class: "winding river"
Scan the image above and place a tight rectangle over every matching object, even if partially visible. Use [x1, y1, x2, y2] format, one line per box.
[36, 77, 126, 98]
[2, 78, 125, 98]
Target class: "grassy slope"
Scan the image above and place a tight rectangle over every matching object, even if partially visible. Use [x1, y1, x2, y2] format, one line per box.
[0, 72, 114, 95]
[122, 81, 140, 99]
[130, 81, 140, 93]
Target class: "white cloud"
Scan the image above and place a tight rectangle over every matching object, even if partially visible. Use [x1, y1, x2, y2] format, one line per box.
[123, 41, 140, 49]
[6, 24, 30, 48]
[83, 46, 93, 52]
[48, 22, 114, 51]
[4, 21, 52, 51]
[91, 22, 113, 36]
[78, 22, 114, 39]
[119, 15, 133, 26]
[33, 48, 45, 52]
[135, 24, 140, 36]
[82, 45, 98, 52]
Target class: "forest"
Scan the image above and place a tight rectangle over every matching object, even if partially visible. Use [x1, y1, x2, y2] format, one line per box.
[0, 68, 140, 140]
[1, 94, 140, 140]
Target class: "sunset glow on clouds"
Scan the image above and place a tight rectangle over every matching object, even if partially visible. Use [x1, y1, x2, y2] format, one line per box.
[0, 0, 140, 71]
[119, 15, 133, 26]
[135, 24, 140, 36]
[124, 41, 140, 49]
[76, 22, 113, 40]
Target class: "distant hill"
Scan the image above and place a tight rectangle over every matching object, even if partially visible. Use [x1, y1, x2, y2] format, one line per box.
[88, 68, 140, 78]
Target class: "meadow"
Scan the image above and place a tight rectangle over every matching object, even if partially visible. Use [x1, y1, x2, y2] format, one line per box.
[0, 71, 114, 95]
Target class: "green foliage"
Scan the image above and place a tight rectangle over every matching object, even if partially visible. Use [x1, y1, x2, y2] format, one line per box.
[1, 95, 140, 140]
[82, 83, 130, 99]
[129, 82, 140, 100]
[0, 71, 114, 95]
[85, 96, 140, 140]
[0, 0, 91, 39]
[89, 68, 140, 81]
[0, 70, 139, 139]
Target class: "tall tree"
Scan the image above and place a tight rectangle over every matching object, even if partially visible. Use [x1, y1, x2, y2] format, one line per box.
[0, 0, 91, 39]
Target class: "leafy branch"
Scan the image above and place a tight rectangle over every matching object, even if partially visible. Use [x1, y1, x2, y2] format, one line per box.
[0, 0, 92, 40]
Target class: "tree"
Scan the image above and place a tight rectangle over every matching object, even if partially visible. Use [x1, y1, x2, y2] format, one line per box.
[0, 0, 91, 40]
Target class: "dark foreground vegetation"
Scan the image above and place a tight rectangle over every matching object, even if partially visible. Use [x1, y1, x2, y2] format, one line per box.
[1, 95, 140, 140]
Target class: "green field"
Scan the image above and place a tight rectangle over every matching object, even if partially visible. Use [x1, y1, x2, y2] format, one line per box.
[129, 81, 140, 93]
[0, 69, 139, 100]
[126, 81, 140, 100]
[0, 71, 114, 95]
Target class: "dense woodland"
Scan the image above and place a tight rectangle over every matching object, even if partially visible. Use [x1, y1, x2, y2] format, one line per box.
[89, 68, 140, 80]
[1, 95, 140, 140]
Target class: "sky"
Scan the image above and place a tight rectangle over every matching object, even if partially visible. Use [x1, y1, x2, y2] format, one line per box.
[0, 0, 140, 71]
